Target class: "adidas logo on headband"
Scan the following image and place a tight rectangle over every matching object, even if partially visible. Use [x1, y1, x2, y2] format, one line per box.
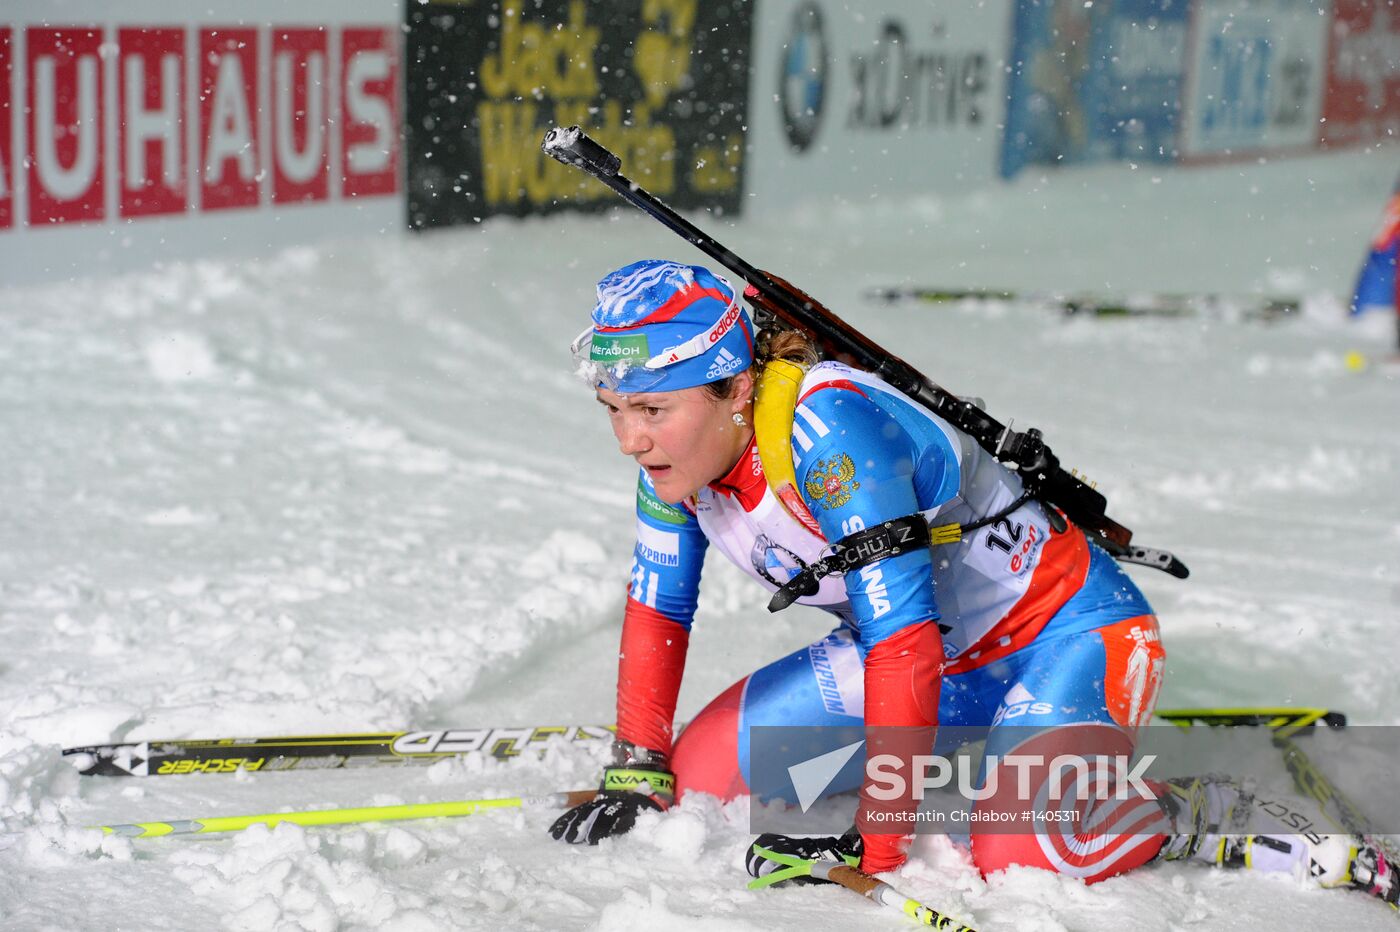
[706, 347, 746, 380]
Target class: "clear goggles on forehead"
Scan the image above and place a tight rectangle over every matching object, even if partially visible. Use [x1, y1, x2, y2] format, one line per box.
[569, 292, 744, 393]
[570, 325, 669, 392]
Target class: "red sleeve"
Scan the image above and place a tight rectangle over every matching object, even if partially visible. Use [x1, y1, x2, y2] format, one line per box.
[856, 620, 943, 874]
[615, 596, 690, 757]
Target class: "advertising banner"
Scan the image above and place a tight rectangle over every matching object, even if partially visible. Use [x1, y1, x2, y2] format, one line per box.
[1001, 0, 1189, 178]
[404, 0, 751, 228]
[0, 0, 401, 286]
[1320, 0, 1400, 147]
[745, 0, 1008, 207]
[1179, 0, 1330, 159]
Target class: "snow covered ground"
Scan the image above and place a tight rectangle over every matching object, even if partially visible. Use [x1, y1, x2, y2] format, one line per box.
[2, 144, 1398, 930]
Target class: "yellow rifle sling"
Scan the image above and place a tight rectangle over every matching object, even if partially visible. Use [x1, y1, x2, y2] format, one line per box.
[753, 358, 961, 546]
[753, 359, 824, 537]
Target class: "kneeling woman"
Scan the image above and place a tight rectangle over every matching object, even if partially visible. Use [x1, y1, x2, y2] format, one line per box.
[548, 259, 1396, 902]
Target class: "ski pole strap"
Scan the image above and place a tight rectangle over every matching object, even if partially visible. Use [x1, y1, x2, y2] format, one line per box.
[600, 766, 676, 809]
[746, 842, 860, 891]
[601, 768, 676, 796]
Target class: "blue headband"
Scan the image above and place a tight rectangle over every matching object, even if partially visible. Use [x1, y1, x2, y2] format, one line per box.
[578, 259, 754, 393]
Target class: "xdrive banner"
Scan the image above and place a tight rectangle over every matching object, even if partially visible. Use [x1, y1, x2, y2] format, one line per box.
[745, 0, 1008, 207]
[405, 0, 751, 228]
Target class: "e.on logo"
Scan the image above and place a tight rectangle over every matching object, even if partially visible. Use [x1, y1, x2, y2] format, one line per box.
[0, 23, 399, 230]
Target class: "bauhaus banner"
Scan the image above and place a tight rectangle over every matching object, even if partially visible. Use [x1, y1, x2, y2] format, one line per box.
[0, 0, 402, 285]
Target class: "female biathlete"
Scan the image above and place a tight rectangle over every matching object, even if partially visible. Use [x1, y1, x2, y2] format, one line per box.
[546, 259, 1396, 905]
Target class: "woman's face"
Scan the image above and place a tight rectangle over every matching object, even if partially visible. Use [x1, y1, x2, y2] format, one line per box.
[597, 373, 753, 504]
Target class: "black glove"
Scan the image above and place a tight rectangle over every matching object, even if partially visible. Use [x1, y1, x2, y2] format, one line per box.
[549, 742, 676, 846]
[746, 830, 863, 888]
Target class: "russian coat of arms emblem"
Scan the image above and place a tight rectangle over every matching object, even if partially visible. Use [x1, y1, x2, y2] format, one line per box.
[805, 453, 860, 510]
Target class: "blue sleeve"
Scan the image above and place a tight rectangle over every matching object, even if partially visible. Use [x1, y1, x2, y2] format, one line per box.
[793, 387, 944, 649]
[630, 470, 708, 630]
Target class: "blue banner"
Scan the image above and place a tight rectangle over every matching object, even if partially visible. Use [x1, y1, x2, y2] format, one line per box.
[1002, 0, 1188, 178]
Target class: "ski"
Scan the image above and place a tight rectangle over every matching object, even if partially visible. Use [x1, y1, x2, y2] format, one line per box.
[66, 707, 1342, 778]
[864, 286, 1301, 321]
[1156, 706, 1396, 860]
[1154, 707, 1346, 735]
[64, 724, 616, 777]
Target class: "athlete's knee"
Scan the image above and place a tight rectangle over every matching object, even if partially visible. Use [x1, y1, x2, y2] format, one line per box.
[968, 723, 1168, 882]
[969, 830, 1040, 877]
[672, 677, 748, 802]
[969, 813, 1166, 884]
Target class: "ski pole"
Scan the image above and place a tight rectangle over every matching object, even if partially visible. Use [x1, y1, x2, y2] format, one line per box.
[811, 862, 977, 931]
[749, 843, 976, 930]
[95, 789, 597, 838]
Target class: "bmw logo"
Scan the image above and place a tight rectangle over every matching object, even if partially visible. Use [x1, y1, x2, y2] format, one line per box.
[750, 534, 808, 587]
[778, 2, 828, 153]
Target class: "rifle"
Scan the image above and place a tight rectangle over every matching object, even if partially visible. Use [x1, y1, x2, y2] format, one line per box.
[541, 127, 1186, 579]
